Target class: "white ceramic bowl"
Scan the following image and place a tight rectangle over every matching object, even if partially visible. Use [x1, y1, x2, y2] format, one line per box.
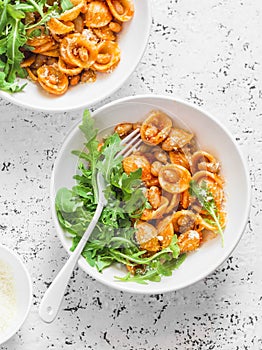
[51, 95, 251, 294]
[0, 1, 151, 112]
[0, 244, 32, 345]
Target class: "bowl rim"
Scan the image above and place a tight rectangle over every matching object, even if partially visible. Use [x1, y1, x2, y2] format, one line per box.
[0, 1, 152, 113]
[50, 94, 251, 294]
[0, 244, 33, 345]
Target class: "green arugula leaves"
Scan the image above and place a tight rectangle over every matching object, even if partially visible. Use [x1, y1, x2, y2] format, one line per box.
[0, 0, 64, 93]
[0, 0, 27, 92]
[61, 0, 73, 12]
[55, 111, 185, 284]
[189, 180, 225, 246]
[73, 110, 100, 203]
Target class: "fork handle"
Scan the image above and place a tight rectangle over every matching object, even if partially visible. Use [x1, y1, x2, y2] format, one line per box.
[39, 202, 104, 323]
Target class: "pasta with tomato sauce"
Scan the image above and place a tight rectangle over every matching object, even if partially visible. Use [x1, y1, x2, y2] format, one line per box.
[114, 110, 227, 275]
[20, 0, 134, 95]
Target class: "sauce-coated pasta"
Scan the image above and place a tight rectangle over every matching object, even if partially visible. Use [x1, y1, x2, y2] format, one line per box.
[114, 110, 227, 275]
[21, 0, 134, 95]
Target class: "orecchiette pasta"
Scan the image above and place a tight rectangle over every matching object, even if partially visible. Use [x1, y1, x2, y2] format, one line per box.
[114, 123, 133, 138]
[165, 192, 180, 213]
[140, 196, 169, 221]
[37, 65, 69, 95]
[20, 0, 134, 95]
[158, 164, 191, 194]
[60, 34, 98, 68]
[92, 40, 120, 72]
[140, 110, 173, 145]
[93, 26, 116, 41]
[105, 0, 134, 22]
[172, 210, 199, 233]
[58, 58, 83, 76]
[123, 154, 151, 181]
[169, 150, 190, 170]
[157, 216, 174, 248]
[161, 127, 194, 151]
[114, 110, 227, 274]
[191, 150, 220, 174]
[192, 170, 224, 208]
[177, 230, 202, 253]
[59, 1, 84, 21]
[147, 186, 161, 210]
[48, 18, 75, 35]
[135, 221, 160, 252]
[27, 35, 58, 53]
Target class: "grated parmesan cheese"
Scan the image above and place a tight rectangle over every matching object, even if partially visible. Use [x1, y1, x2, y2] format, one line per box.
[0, 260, 17, 334]
[188, 230, 200, 240]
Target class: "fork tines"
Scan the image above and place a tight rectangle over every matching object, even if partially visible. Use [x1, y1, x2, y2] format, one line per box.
[118, 128, 142, 158]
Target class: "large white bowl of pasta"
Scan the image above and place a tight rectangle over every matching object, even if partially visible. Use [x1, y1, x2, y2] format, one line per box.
[50, 95, 250, 294]
[0, 0, 151, 112]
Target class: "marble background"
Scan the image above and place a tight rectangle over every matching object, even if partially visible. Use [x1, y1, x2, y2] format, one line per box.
[0, 0, 261, 349]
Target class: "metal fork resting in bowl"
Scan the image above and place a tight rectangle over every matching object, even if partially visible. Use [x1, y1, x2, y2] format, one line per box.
[39, 128, 142, 323]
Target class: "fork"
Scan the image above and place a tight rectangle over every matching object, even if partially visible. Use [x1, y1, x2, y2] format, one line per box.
[39, 128, 142, 323]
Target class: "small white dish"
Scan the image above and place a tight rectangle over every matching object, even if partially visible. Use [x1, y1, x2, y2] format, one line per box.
[0, 0, 151, 112]
[50, 95, 251, 294]
[0, 244, 32, 345]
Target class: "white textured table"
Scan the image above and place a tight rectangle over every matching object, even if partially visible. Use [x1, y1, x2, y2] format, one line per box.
[0, 1, 261, 349]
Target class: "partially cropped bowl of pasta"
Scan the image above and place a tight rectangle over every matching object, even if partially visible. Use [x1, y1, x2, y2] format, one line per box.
[51, 95, 250, 294]
[0, 0, 151, 111]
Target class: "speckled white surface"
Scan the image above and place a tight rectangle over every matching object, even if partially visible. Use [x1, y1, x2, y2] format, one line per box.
[0, 0, 261, 349]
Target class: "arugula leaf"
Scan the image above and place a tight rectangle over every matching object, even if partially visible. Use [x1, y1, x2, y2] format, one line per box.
[6, 3, 25, 19]
[189, 180, 225, 246]
[115, 270, 161, 285]
[121, 169, 142, 192]
[168, 234, 181, 258]
[55, 185, 96, 236]
[81, 248, 96, 267]
[79, 109, 98, 143]
[123, 188, 148, 218]
[25, 4, 60, 30]
[6, 17, 27, 82]
[109, 236, 180, 265]
[27, 28, 42, 38]
[0, 0, 61, 93]
[26, 0, 44, 17]
[115, 252, 187, 284]
[110, 168, 149, 218]
[74, 110, 100, 203]
[72, 184, 94, 200]
[56, 188, 83, 213]
[97, 133, 123, 183]
[13, 3, 35, 12]
[0, 1, 27, 90]
[95, 255, 114, 272]
[0, 0, 8, 34]
[100, 202, 125, 228]
[0, 71, 26, 92]
[111, 168, 142, 198]
[156, 253, 186, 276]
[61, 0, 73, 12]
[0, 0, 28, 92]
